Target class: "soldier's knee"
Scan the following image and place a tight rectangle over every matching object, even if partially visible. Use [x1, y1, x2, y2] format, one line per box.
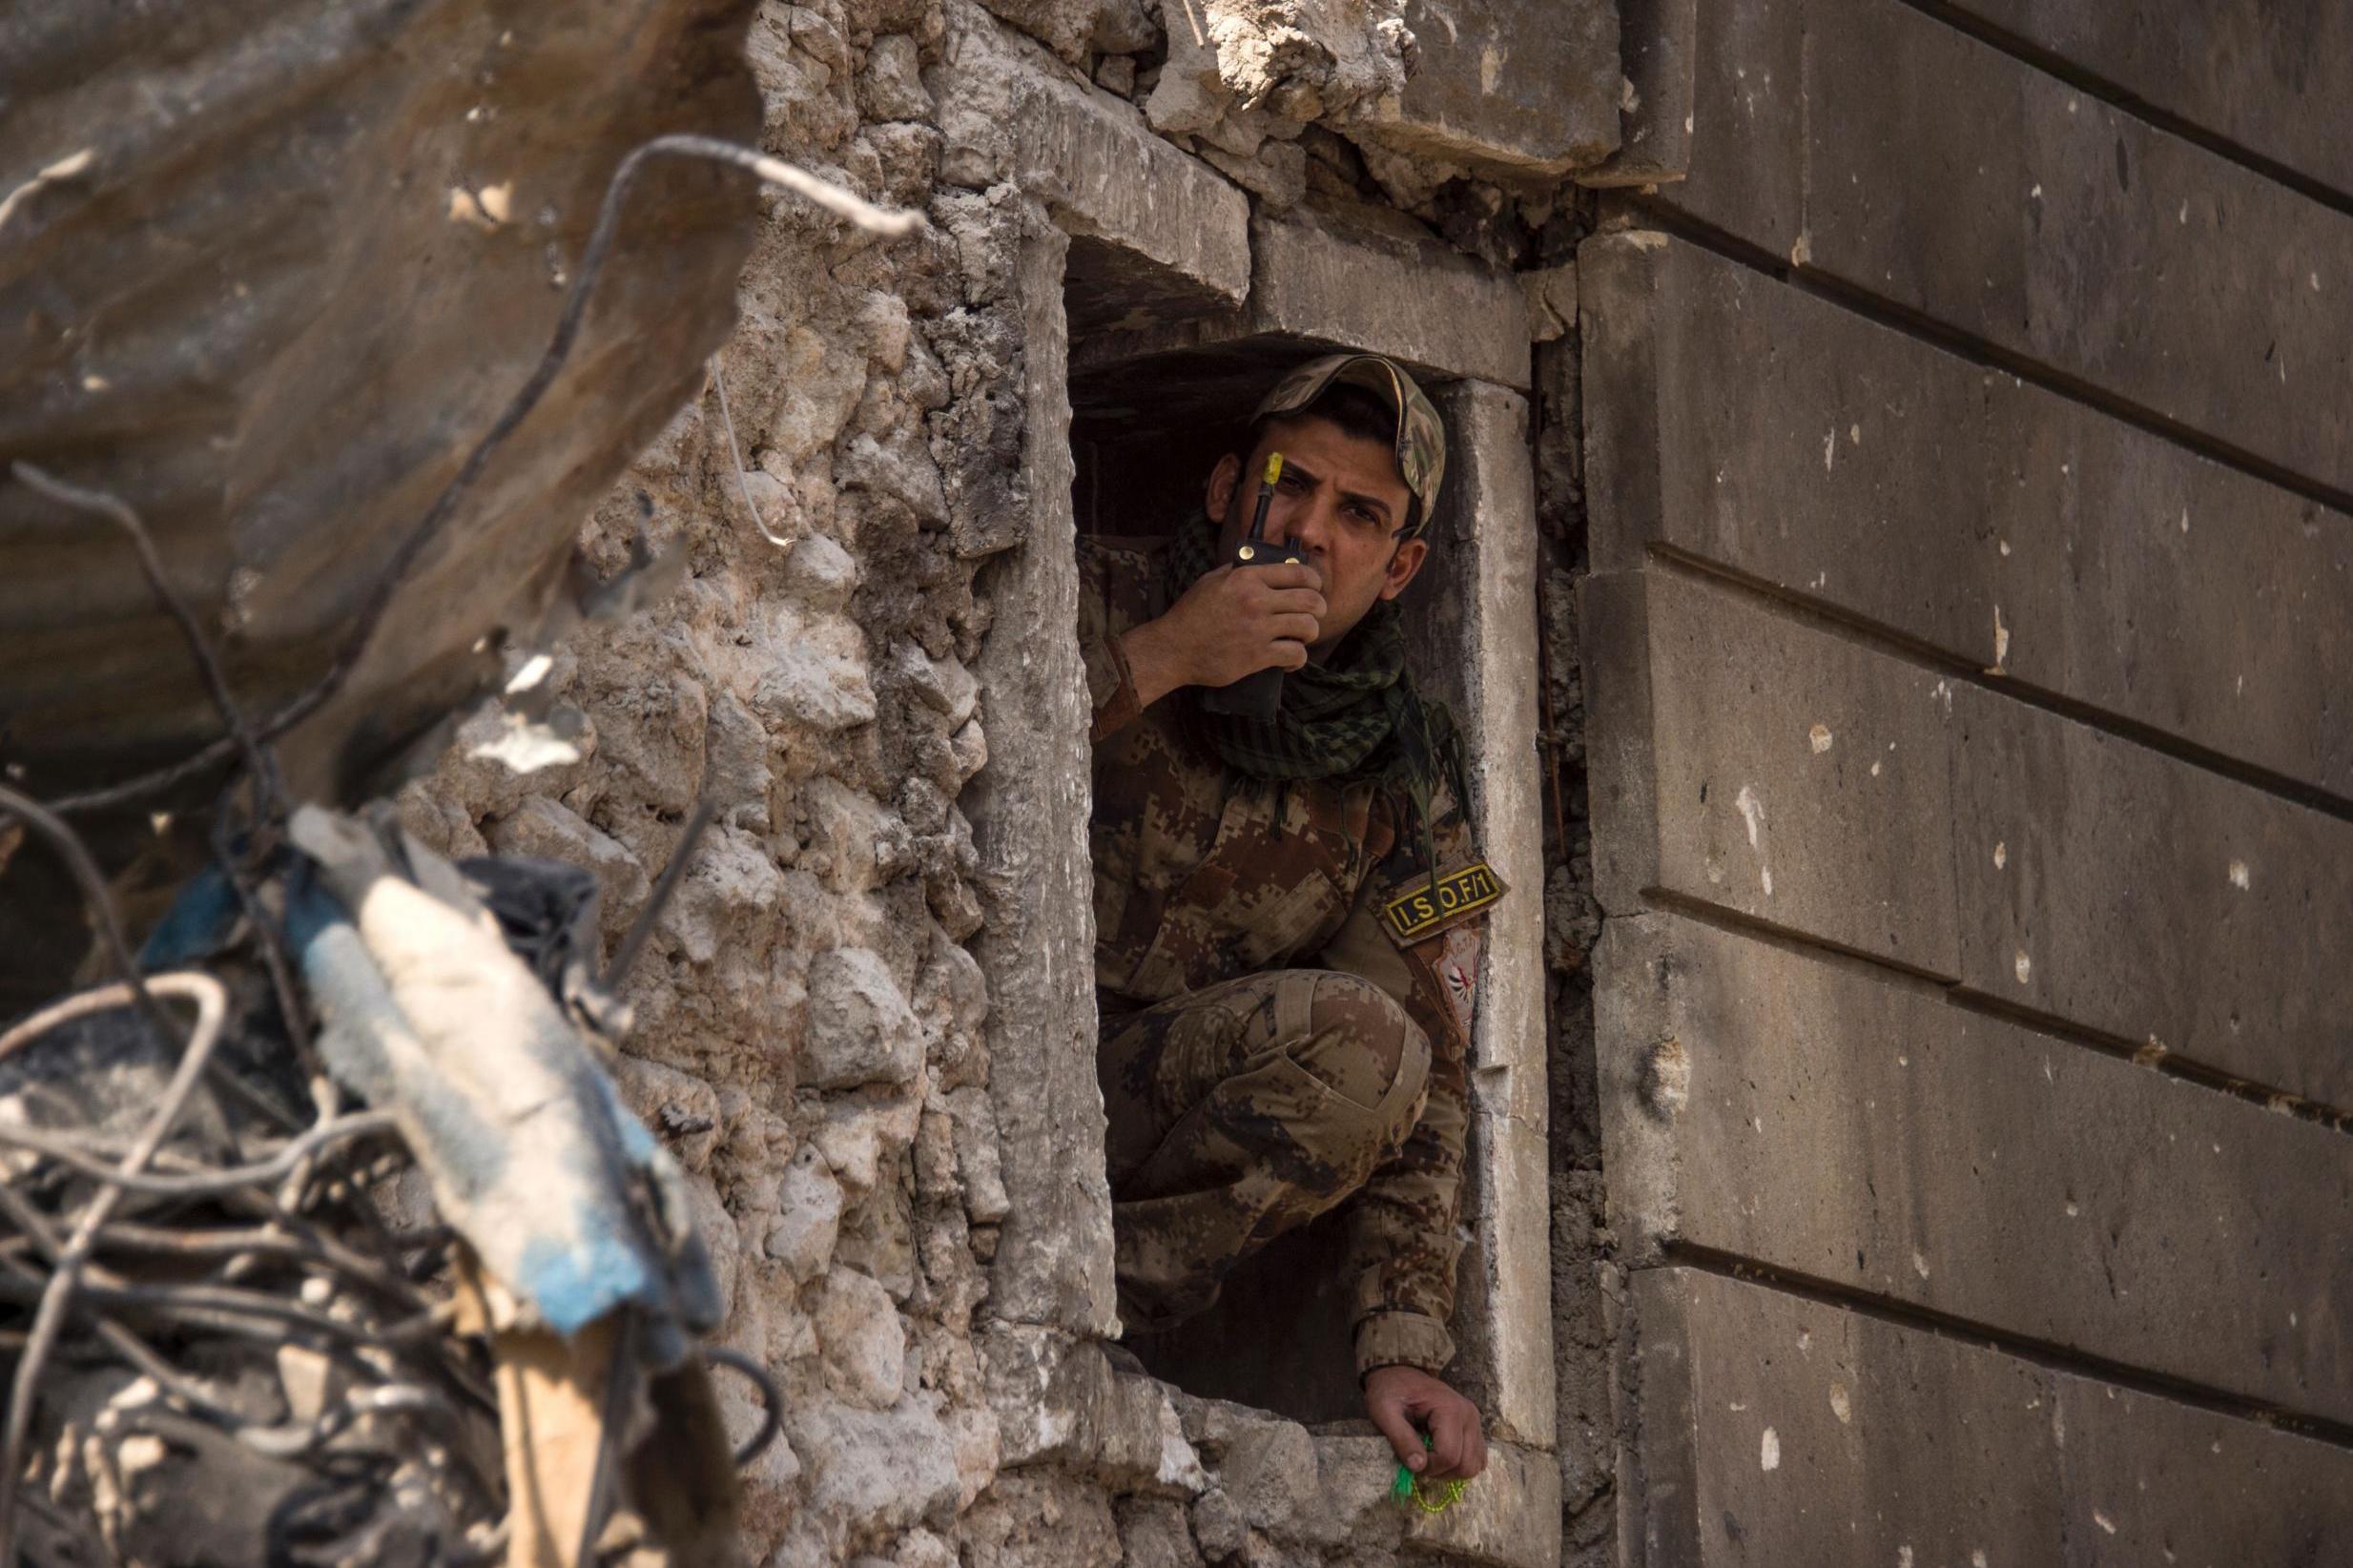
[1285, 971, 1429, 1118]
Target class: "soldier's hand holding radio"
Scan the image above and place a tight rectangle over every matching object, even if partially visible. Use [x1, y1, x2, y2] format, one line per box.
[1119, 554, 1325, 709]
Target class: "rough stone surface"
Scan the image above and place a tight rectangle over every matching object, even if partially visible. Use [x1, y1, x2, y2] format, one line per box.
[994, 39, 1252, 308]
[976, 0, 1153, 64]
[485, 794, 651, 940]
[962, 207, 1123, 1336]
[1600, 911, 2353, 1422]
[1951, 683, 2353, 1110]
[1580, 231, 2353, 801]
[1579, 567, 1962, 975]
[1667, 0, 2353, 498]
[805, 946, 926, 1088]
[364, 0, 1607, 1558]
[1950, 0, 2353, 200]
[384, 1, 1096, 1556]
[1144, 0, 1413, 154]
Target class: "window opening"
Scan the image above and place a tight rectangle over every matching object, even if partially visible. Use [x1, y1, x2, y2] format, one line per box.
[1067, 316, 1474, 1426]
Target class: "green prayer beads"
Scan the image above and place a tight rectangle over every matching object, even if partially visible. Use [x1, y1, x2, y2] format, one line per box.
[1390, 1435, 1470, 1514]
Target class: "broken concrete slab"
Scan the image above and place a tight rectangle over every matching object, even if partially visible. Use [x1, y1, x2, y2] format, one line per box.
[1951, 683, 2353, 1111]
[1579, 568, 1962, 977]
[1948, 0, 2353, 201]
[1579, 229, 2353, 802]
[1600, 912, 2353, 1423]
[1662, 0, 2353, 499]
[1352, 0, 1621, 180]
[1622, 1268, 2353, 1567]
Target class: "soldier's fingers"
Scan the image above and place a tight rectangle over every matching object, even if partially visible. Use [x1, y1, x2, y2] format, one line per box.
[1269, 612, 1321, 645]
[1270, 639, 1311, 671]
[1462, 1419, 1488, 1480]
[1263, 587, 1328, 620]
[1368, 1396, 1426, 1473]
[1258, 562, 1324, 591]
[1426, 1406, 1470, 1479]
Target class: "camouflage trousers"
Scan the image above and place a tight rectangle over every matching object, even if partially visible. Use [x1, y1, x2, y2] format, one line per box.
[1097, 968, 1432, 1332]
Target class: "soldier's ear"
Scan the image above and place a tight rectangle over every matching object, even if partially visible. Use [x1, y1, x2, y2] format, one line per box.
[1206, 453, 1243, 526]
[1379, 535, 1430, 601]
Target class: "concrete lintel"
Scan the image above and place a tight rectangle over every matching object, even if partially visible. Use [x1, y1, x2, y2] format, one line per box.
[1247, 212, 1532, 390]
[1018, 69, 1251, 308]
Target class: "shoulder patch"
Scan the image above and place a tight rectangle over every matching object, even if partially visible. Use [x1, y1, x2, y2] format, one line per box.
[1379, 858, 1506, 944]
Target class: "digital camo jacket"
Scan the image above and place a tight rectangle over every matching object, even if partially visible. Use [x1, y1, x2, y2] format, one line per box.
[1077, 533, 1500, 1377]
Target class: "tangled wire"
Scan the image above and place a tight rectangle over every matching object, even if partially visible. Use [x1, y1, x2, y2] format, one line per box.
[0, 134, 915, 1566]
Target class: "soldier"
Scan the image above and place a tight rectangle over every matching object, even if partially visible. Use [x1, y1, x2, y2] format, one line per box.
[1079, 353, 1497, 1485]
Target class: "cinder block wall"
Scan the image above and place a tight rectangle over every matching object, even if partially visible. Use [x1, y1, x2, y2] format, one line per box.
[1579, 0, 2353, 1559]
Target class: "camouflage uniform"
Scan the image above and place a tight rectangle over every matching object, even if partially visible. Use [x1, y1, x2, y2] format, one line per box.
[1080, 535, 1498, 1379]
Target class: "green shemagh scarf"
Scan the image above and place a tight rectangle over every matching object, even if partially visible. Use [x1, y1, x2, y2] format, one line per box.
[1164, 522, 1465, 874]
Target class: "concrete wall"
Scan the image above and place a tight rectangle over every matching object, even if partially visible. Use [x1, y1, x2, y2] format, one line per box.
[1579, 0, 2353, 1558]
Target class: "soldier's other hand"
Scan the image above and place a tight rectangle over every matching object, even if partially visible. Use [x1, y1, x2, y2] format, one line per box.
[1363, 1365, 1487, 1483]
[1158, 561, 1328, 687]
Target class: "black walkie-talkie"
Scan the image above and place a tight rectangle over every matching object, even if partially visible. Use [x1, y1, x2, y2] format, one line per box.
[1200, 451, 1301, 721]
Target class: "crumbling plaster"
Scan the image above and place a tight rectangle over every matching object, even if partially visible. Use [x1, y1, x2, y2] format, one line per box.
[395, 0, 1604, 1562]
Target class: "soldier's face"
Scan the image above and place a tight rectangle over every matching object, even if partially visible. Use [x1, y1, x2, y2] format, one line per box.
[1207, 416, 1429, 659]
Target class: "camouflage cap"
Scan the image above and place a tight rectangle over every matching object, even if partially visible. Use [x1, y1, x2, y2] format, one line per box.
[1252, 352, 1447, 536]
